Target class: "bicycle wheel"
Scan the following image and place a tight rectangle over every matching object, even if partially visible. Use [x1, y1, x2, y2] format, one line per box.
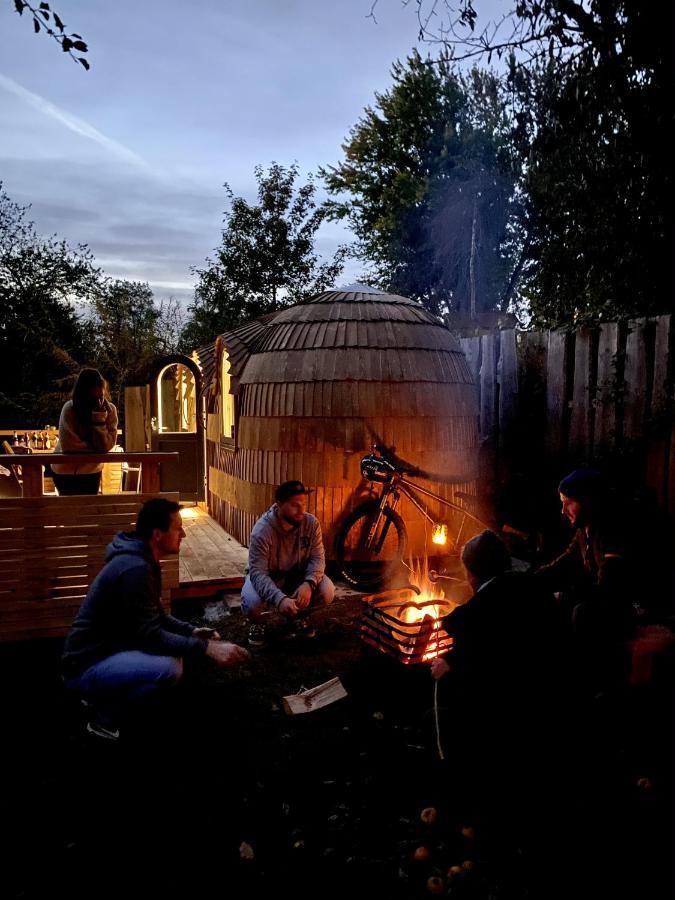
[335, 500, 407, 591]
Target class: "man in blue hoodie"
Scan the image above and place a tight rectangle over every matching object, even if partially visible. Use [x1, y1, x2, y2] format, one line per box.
[62, 498, 249, 739]
[241, 480, 335, 646]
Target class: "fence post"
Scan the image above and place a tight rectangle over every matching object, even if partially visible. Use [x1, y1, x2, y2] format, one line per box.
[545, 329, 569, 465]
[569, 327, 595, 462]
[594, 323, 620, 455]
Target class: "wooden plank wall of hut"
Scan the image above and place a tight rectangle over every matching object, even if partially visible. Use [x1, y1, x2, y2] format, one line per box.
[0, 493, 179, 641]
[206, 382, 480, 551]
[460, 314, 674, 514]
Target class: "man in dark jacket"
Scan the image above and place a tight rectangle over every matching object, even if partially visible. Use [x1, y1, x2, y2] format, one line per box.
[431, 530, 563, 698]
[62, 498, 249, 739]
[430, 530, 566, 829]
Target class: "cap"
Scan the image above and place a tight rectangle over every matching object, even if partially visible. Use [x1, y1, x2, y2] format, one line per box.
[275, 480, 313, 504]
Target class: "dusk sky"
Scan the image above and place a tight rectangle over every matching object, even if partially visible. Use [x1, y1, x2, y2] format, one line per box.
[0, 0, 442, 307]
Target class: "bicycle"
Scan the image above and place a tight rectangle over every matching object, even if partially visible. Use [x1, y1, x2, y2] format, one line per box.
[335, 445, 489, 591]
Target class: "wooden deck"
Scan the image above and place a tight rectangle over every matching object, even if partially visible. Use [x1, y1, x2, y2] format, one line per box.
[176, 506, 247, 597]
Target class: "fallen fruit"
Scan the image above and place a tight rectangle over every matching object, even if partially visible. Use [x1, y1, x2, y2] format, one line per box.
[239, 841, 255, 860]
[420, 807, 438, 825]
[460, 825, 476, 841]
[413, 845, 430, 862]
[426, 875, 445, 895]
[447, 865, 463, 879]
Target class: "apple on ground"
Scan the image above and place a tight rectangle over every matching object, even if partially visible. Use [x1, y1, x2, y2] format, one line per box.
[426, 875, 445, 895]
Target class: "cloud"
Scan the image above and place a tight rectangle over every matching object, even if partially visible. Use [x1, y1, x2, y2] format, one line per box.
[0, 71, 149, 170]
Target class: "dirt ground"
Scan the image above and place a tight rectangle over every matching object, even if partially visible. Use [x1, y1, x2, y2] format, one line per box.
[2, 587, 672, 900]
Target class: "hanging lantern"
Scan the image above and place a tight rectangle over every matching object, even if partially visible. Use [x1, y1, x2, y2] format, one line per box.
[431, 523, 448, 546]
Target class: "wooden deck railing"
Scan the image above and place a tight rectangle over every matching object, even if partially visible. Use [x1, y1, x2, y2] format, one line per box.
[0, 452, 177, 497]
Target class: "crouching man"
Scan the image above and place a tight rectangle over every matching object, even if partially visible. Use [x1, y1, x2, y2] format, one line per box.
[241, 480, 335, 646]
[62, 498, 249, 740]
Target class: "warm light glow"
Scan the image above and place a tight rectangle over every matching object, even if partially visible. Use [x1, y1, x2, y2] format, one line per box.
[179, 506, 199, 520]
[397, 597, 449, 661]
[431, 523, 448, 545]
[397, 555, 456, 661]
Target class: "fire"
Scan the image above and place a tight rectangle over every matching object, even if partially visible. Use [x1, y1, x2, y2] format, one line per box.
[397, 599, 450, 661]
[397, 555, 455, 661]
[431, 523, 448, 545]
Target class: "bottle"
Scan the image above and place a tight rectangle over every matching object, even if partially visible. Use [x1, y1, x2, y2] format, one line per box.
[24, 432, 30, 447]
[32, 432, 38, 450]
[12, 431, 18, 446]
[45, 432, 52, 450]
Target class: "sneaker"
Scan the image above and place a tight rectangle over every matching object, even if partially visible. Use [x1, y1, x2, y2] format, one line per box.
[86, 720, 120, 741]
[247, 623, 267, 648]
[292, 617, 317, 639]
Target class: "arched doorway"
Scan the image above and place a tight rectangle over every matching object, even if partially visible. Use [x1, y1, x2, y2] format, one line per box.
[149, 355, 204, 502]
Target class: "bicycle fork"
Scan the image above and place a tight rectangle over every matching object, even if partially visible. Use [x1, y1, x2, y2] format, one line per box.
[364, 490, 400, 552]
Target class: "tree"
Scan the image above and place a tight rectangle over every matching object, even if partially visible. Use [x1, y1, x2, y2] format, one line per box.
[0, 185, 98, 427]
[322, 51, 518, 318]
[181, 163, 348, 348]
[9, 1, 90, 69]
[90, 280, 184, 413]
[391, 1, 671, 324]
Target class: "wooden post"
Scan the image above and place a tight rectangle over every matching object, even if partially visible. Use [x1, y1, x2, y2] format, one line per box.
[569, 328, 594, 462]
[594, 323, 620, 455]
[21, 465, 44, 497]
[479, 333, 497, 444]
[497, 329, 518, 450]
[624, 318, 648, 441]
[545, 329, 568, 464]
[142, 461, 161, 494]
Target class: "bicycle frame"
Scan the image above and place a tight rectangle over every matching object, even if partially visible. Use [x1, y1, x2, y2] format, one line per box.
[364, 469, 485, 552]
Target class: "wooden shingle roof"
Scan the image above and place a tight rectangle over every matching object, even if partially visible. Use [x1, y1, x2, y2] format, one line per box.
[194, 290, 471, 394]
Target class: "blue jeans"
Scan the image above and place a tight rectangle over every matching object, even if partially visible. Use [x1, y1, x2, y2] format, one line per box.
[241, 575, 335, 620]
[64, 651, 184, 727]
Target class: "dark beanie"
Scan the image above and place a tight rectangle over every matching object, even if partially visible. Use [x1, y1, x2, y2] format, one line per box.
[461, 530, 511, 580]
[558, 469, 605, 504]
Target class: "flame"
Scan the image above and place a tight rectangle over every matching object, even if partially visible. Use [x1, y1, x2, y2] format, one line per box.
[431, 523, 448, 545]
[397, 599, 449, 661]
[396, 554, 456, 661]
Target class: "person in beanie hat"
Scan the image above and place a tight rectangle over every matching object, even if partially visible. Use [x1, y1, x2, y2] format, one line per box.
[241, 481, 335, 646]
[533, 468, 637, 693]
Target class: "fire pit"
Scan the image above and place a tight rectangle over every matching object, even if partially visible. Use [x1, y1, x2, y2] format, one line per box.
[360, 586, 454, 665]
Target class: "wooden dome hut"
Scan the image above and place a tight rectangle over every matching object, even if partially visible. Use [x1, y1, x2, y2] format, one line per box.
[195, 288, 479, 559]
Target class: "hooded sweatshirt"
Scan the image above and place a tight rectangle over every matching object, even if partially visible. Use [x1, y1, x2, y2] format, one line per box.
[246, 504, 326, 608]
[62, 532, 207, 676]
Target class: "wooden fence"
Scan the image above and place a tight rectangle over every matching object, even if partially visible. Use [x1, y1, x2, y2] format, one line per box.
[459, 314, 674, 514]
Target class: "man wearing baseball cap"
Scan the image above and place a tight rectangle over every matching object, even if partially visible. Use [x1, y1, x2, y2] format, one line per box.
[241, 480, 335, 646]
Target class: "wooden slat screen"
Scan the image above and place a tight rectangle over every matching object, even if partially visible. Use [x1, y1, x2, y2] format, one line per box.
[0, 492, 180, 642]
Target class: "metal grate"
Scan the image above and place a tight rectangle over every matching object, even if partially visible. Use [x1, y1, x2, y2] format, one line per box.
[360, 587, 453, 665]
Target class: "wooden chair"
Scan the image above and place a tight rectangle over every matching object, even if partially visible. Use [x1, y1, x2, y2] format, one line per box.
[0, 441, 22, 497]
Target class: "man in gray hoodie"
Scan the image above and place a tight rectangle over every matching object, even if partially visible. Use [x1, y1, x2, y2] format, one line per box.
[241, 480, 335, 645]
[62, 498, 249, 739]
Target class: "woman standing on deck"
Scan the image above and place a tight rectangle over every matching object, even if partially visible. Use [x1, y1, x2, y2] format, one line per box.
[51, 368, 118, 496]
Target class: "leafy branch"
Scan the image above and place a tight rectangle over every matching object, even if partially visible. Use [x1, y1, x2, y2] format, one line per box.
[12, 0, 90, 70]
